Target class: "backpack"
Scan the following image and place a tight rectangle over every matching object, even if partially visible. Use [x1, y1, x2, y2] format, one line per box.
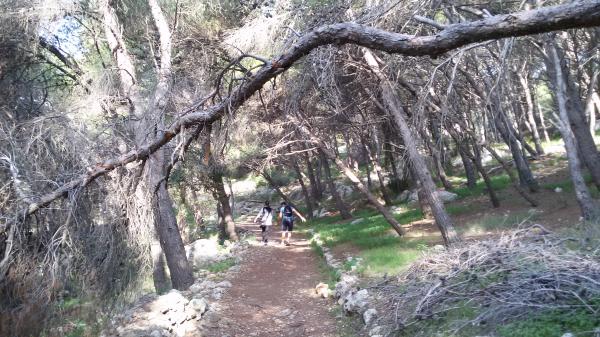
[283, 205, 293, 217]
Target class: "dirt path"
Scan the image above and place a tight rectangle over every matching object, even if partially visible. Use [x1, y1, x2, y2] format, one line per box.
[210, 219, 340, 337]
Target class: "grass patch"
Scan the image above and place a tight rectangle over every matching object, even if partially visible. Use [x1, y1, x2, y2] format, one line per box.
[453, 174, 512, 199]
[497, 303, 600, 337]
[460, 209, 540, 235]
[541, 173, 599, 198]
[304, 208, 427, 277]
[205, 258, 236, 273]
[310, 241, 341, 288]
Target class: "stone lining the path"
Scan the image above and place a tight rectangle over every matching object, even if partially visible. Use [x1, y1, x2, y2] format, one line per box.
[100, 240, 251, 337]
[309, 230, 384, 337]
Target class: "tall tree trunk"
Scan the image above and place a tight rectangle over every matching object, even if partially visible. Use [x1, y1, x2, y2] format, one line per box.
[289, 150, 314, 219]
[363, 50, 459, 246]
[545, 39, 600, 190]
[318, 150, 353, 220]
[363, 138, 393, 206]
[548, 42, 599, 220]
[102, 0, 193, 290]
[533, 91, 551, 142]
[303, 150, 322, 201]
[491, 100, 539, 192]
[518, 73, 545, 155]
[153, 179, 195, 289]
[209, 171, 239, 241]
[458, 145, 478, 189]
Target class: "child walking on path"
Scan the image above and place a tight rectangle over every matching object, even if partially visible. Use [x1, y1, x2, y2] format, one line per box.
[254, 201, 273, 245]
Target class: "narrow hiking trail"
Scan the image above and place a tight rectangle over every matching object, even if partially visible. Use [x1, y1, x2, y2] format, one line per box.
[211, 218, 340, 337]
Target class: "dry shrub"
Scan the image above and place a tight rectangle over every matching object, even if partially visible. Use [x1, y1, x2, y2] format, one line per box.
[370, 225, 600, 336]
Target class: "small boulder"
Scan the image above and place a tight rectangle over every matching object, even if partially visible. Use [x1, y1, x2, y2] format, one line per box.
[369, 326, 383, 336]
[216, 280, 232, 288]
[350, 218, 364, 225]
[211, 287, 224, 300]
[555, 187, 563, 193]
[343, 289, 369, 313]
[154, 289, 188, 314]
[189, 298, 209, 315]
[335, 274, 358, 298]
[315, 283, 331, 298]
[437, 190, 458, 202]
[363, 308, 378, 326]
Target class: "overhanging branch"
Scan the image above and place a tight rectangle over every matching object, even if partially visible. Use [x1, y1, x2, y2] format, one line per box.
[24, 0, 600, 216]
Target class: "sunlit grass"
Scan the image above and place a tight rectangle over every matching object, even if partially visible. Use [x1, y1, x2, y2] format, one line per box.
[452, 174, 512, 199]
[459, 209, 540, 235]
[305, 208, 427, 277]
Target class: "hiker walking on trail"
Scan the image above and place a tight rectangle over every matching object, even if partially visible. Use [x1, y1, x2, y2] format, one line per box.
[254, 201, 273, 245]
[278, 201, 305, 246]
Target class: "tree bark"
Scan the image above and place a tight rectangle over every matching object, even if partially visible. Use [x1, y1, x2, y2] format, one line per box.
[548, 42, 600, 220]
[489, 90, 539, 192]
[518, 73, 545, 155]
[101, 0, 194, 291]
[289, 150, 314, 219]
[318, 150, 353, 220]
[545, 40, 600, 190]
[209, 171, 239, 241]
[458, 145, 478, 189]
[362, 50, 459, 246]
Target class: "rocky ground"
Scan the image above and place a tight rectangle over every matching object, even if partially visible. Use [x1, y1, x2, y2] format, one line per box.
[101, 218, 344, 337]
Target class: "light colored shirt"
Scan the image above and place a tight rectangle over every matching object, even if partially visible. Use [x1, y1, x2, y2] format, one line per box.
[255, 207, 273, 226]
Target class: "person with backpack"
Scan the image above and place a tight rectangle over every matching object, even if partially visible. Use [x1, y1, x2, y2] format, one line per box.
[254, 201, 273, 245]
[278, 201, 306, 246]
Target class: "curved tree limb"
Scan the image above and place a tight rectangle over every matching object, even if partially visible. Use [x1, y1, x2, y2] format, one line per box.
[23, 0, 600, 216]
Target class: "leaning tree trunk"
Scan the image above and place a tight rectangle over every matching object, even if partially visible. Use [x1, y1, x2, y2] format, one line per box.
[296, 126, 405, 234]
[102, 0, 194, 290]
[363, 49, 459, 246]
[545, 40, 600, 191]
[548, 42, 599, 220]
[363, 139, 393, 206]
[318, 150, 353, 220]
[491, 101, 539, 192]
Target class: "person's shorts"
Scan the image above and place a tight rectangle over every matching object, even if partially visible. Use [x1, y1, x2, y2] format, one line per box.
[282, 217, 294, 232]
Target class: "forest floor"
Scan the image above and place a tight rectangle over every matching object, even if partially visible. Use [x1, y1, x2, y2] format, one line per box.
[211, 218, 347, 337]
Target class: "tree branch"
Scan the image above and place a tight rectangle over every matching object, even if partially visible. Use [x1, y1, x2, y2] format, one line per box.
[23, 0, 600, 216]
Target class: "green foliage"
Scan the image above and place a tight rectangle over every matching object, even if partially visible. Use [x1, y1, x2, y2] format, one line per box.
[541, 173, 599, 198]
[497, 303, 600, 337]
[310, 241, 341, 287]
[304, 208, 427, 277]
[453, 174, 512, 199]
[205, 258, 236, 273]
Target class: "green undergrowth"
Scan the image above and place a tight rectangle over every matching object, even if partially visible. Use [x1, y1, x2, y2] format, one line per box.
[497, 304, 600, 337]
[310, 241, 341, 288]
[541, 173, 599, 198]
[452, 173, 512, 199]
[304, 208, 427, 277]
[204, 258, 236, 273]
[459, 209, 541, 235]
